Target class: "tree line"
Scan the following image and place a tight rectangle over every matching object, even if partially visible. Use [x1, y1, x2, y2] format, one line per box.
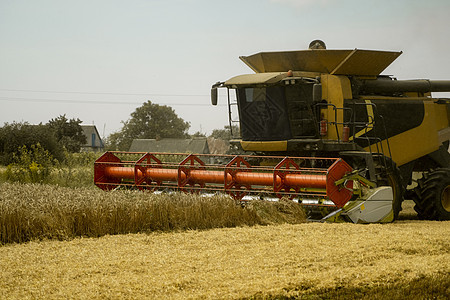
[0, 101, 236, 165]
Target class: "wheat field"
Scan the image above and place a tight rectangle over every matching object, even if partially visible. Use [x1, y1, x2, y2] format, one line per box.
[0, 183, 305, 244]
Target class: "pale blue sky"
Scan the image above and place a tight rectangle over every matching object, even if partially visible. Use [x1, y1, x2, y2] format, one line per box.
[1, 0, 449, 138]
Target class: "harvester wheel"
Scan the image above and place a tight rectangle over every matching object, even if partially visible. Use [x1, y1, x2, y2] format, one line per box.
[373, 156, 404, 220]
[412, 168, 450, 221]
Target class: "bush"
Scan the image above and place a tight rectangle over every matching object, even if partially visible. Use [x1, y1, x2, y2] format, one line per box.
[5, 144, 55, 183]
[0, 117, 86, 166]
[0, 148, 99, 188]
[0, 122, 64, 164]
[0, 144, 101, 187]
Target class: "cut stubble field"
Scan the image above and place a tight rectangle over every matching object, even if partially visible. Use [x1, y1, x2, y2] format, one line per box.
[1, 222, 449, 299]
[0, 183, 449, 299]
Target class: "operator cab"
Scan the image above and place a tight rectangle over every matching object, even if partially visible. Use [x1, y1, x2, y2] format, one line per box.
[236, 81, 317, 141]
[211, 73, 321, 143]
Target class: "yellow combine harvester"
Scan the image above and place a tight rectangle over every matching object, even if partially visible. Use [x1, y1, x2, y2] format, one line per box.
[95, 41, 450, 223]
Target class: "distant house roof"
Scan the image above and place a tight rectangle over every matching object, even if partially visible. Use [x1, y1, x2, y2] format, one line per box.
[207, 137, 230, 154]
[80, 124, 104, 151]
[129, 138, 209, 154]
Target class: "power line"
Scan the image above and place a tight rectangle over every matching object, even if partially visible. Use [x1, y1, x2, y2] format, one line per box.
[0, 88, 210, 97]
[0, 96, 227, 107]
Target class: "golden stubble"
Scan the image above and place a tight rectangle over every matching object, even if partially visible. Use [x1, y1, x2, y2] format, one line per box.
[1, 221, 449, 299]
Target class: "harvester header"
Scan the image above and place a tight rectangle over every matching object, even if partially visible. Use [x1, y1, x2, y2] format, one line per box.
[94, 151, 395, 223]
[95, 152, 354, 205]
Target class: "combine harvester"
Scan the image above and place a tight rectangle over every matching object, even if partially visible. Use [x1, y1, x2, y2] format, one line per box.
[95, 40, 450, 223]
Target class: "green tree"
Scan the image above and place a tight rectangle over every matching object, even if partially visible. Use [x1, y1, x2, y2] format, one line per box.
[209, 125, 240, 140]
[47, 115, 86, 152]
[107, 101, 190, 150]
[0, 122, 64, 165]
[190, 131, 206, 138]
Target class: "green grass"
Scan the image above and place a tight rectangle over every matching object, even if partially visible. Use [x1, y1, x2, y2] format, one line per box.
[0, 151, 99, 188]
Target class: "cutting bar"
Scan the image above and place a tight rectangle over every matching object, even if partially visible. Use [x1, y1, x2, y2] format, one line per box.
[94, 152, 353, 207]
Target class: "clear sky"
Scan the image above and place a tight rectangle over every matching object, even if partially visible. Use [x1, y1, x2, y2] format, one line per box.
[1, 0, 449, 139]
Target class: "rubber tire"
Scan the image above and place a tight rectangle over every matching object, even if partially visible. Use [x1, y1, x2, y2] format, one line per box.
[412, 168, 450, 221]
[373, 156, 404, 220]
